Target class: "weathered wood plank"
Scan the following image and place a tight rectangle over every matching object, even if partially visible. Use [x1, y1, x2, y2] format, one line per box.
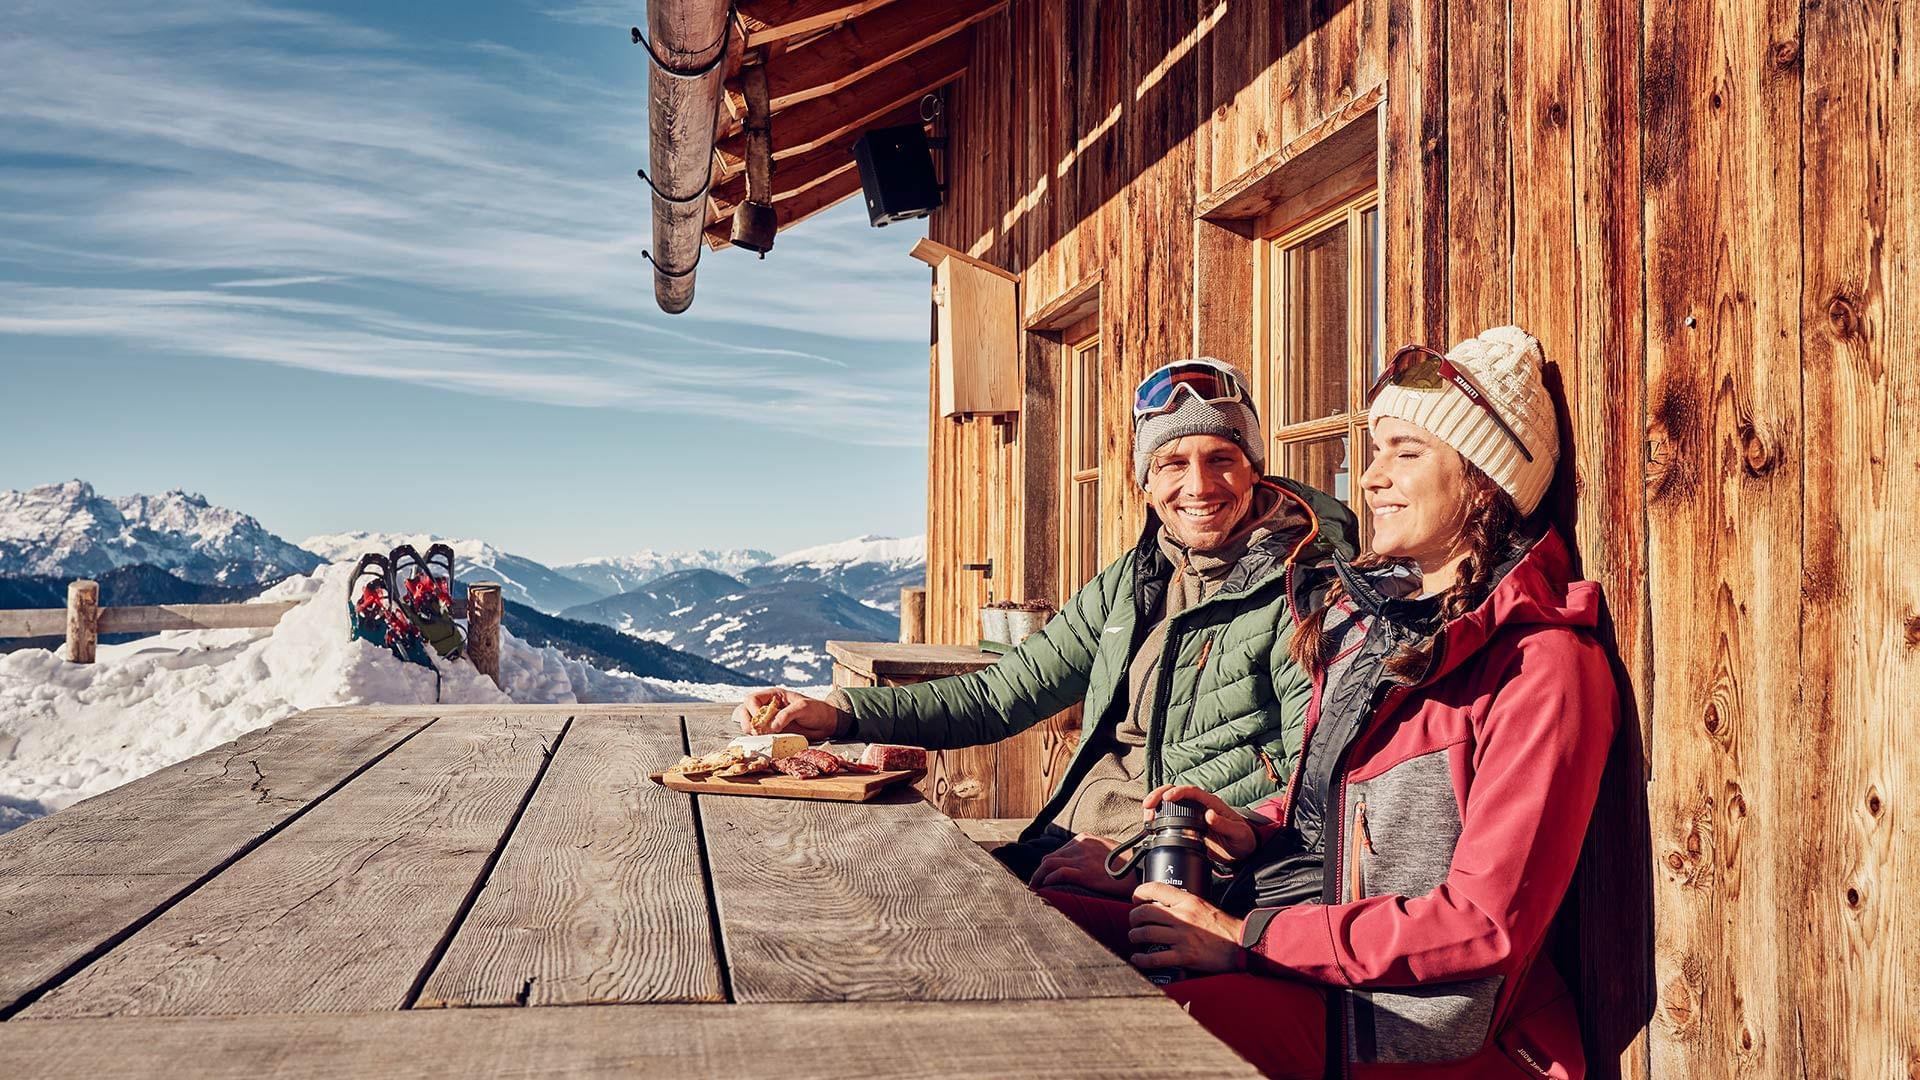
[1565, 0, 1654, 1075]
[1799, 2, 1920, 1074]
[1381, 0, 1446, 349]
[0, 998, 1260, 1078]
[0, 713, 434, 1016]
[825, 640, 997, 679]
[1642, 0, 1807, 1072]
[1443, 0, 1510, 339]
[415, 713, 722, 1007]
[20, 712, 567, 1018]
[682, 710, 1151, 1004]
[747, 0, 1001, 112]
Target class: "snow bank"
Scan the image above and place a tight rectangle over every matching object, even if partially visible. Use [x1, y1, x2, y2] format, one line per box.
[0, 561, 753, 831]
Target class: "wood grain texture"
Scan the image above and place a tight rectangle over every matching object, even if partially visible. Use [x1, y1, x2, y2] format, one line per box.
[1642, 0, 1807, 1072]
[0, 712, 433, 1015]
[650, 766, 919, 803]
[0, 998, 1259, 1078]
[63, 579, 97, 663]
[415, 713, 723, 1008]
[1564, 0, 1654, 1075]
[1799, 2, 1920, 1073]
[21, 712, 565, 1019]
[825, 640, 997, 679]
[682, 709, 1152, 1004]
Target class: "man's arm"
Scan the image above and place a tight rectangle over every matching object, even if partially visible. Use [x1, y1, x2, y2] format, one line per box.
[837, 560, 1121, 749]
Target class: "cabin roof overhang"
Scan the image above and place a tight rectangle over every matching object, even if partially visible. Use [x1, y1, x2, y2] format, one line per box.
[640, 0, 1001, 312]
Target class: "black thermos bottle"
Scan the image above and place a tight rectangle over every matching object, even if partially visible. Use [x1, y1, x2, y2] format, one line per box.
[1106, 798, 1210, 985]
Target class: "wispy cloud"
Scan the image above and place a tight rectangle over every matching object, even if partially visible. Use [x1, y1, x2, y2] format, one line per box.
[0, 1, 929, 442]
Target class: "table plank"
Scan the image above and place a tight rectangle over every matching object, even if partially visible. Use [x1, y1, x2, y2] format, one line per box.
[0, 713, 434, 1015]
[19, 712, 567, 1019]
[826, 640, 998, 679]
[682, 709, 1153, 1004]
[0, 999, 1260, 1078]
[417, 711, 724, 1007]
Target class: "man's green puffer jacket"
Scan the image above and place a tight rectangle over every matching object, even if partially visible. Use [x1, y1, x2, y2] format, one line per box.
[841, 477, 1357, 840]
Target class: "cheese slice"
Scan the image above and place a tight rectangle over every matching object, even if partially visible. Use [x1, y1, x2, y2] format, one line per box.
[726, 733, 808, 761]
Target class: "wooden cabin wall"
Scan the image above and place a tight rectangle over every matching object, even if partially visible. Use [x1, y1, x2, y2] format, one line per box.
[914, 2, 1916, 1074]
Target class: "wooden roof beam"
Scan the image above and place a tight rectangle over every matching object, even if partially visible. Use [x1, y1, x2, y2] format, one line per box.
[712, 32, 970, 176]
[705, 102, 922, 220]
[704, 162, 867, 248]
[735, 0, 894, 48]
[733, 0, 1002, 113]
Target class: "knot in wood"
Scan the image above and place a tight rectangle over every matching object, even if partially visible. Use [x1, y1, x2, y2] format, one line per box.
[1866, 787, 1883, 817]
[1738, 419, 1774, 478]
[1543, 100, 1568, 129]
[1902, 612, 1920, 650]
[1846, 885, 1863, 910]
[1770, 39, 1801, 69]
[1827, 293, 1860, 338]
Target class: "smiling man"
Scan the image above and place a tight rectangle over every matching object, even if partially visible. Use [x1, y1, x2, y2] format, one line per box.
[733, 358, 1356, 883]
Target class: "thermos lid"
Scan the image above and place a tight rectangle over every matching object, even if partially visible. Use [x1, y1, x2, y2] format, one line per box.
[1152, 799, 1207, 829]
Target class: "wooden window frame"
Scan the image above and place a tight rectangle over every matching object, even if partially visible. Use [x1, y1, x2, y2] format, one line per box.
[1059, 320, 1102, 602]
[1255, 189, 1382, 534]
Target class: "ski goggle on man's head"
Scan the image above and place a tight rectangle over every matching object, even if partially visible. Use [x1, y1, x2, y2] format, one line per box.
[1367, 344, 1534, 463]
[1132, 359, 1249, 424]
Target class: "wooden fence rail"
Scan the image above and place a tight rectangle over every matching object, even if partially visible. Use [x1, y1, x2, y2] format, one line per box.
[0, 580, 504, 688]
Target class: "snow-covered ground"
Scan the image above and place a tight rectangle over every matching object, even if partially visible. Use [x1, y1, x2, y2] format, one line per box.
[0, 561, 772, 833]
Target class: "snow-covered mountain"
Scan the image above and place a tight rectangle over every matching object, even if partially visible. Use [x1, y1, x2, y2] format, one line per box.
[556, 548, 773, 597]
[301, 531, 608, 614]
[0, 481, 323, 586]
[561, 568, 898, 685]
[744, 534, 926, 612]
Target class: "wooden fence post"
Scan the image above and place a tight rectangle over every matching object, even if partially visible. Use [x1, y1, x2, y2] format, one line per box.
[466, 582, 502, 689]
[65, 580, 99, 664]
[900, 586, 927, 644]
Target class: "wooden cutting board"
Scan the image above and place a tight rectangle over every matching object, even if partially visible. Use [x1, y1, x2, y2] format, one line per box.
[648, 767, 922, 803]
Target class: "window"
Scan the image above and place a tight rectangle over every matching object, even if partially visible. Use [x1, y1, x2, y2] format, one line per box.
[1261, 190, 1382, 529]
[1062, 328, 1102, 596]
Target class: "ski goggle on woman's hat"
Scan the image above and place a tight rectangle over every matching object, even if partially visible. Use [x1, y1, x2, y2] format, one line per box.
[1366, 343, 1534, 462]
[1131, 358, 1249, 424]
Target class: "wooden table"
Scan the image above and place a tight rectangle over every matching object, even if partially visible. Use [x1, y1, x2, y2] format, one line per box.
[0, 704, 1254, 1077]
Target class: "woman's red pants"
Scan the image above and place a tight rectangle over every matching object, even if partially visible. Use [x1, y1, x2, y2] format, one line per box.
[1037, 889, 1328, 1080]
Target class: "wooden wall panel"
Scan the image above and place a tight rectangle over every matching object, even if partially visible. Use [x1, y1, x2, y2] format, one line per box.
[1566, 0, 1653, 1076]
[1799, 3, 1920, 1073]
[1381, 0, 1447, 349]
[1643, 0, 1807, 1075]
[1442, 0, 1510, 340]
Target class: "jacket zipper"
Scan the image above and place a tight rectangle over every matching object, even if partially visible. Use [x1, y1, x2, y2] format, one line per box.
[1146, 504, 1321, 792]
[1350, 799, 1372, 901]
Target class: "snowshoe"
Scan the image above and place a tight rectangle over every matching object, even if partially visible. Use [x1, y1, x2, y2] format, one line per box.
[348, 553, 397, 649]
[390, 543, 465, 660]
[346, 550, 437, 671]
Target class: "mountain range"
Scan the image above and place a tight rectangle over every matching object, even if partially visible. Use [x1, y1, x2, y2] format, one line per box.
[0, 481, 924, 687]
[559, 568, 899, 684]
[0, 481, 322, 585]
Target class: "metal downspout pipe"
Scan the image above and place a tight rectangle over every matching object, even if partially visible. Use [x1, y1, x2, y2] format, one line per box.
[637, 1, 732, 313]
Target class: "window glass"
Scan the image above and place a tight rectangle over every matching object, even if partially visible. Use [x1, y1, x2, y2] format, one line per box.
[1074, 480, 1099, 585]
[1282, 222, 1350, 425]
[1360, 205, 1382, 383]
[1282, 434, 1350, 504]
[1076, 344, 1101, 473]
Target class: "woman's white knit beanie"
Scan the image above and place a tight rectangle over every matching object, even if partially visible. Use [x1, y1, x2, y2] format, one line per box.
[1368, 325, 1558, 515]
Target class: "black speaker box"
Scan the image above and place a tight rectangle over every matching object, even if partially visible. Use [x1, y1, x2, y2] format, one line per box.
[852, 123, 942, 227]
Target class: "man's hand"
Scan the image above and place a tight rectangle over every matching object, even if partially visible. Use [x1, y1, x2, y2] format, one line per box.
[1128, 881, 1247, 975]
[730, 687, 841, 740]
[1142, 784, 1257, 863]
[1028, 834, 1133, 897]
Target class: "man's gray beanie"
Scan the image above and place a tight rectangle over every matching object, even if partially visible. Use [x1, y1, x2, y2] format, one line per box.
[1132, 359, 1266, 487]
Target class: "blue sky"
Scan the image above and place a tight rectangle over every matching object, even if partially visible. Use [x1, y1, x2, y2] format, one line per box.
[0, 0, 931, 564]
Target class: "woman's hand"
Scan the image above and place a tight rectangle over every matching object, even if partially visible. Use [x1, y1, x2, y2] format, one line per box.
[730, 687, 841, 740]
[1128, 881, 1248, 975]
[1029, 834, 1134, 898]
[1142, 784, 1257, 862]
